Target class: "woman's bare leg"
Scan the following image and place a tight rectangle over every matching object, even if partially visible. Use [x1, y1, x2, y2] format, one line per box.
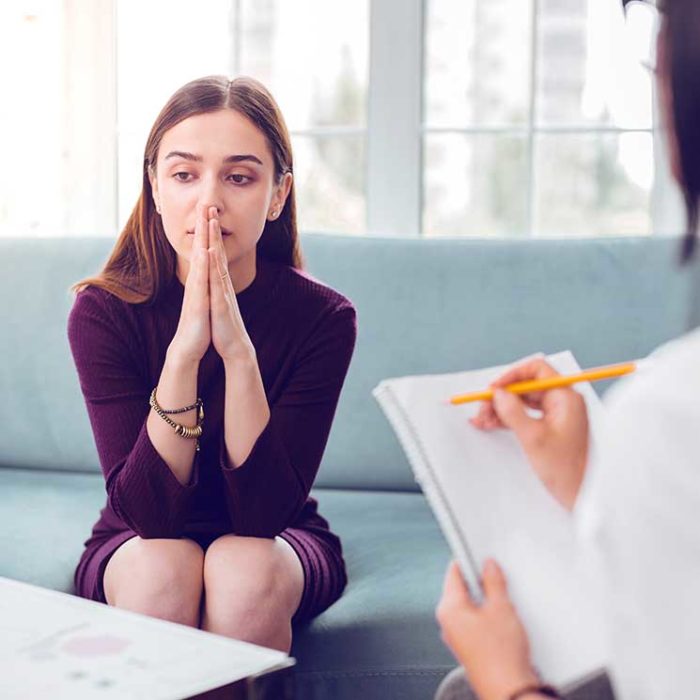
[103, 536, 204, 628]
[201, 535, 304, 652]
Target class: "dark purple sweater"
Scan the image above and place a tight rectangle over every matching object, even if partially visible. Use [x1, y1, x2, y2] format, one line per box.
[68, 257, 356, 548]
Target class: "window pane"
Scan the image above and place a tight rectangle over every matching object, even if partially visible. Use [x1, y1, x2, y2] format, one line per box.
[116, 0, 369, 232]
[292, 135, 365, 235]
[117, 0, 233, 133]
[0, 2, 63, 236]
[534, 132, 653, 235]
[425, 0, 533, 127]
[239, 0, 369, 131]
[117, 0, 234, 225]
[117, 130, 146, 227]
[536, 0, 652, 127]
[423, 134, 529, 236]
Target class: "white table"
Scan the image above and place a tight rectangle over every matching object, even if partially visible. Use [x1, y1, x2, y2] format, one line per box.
[0, 576, 295, 699]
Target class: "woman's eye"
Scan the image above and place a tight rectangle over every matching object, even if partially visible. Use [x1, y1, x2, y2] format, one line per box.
[174, 172, 193, 182]
[228, 173, 250, 184]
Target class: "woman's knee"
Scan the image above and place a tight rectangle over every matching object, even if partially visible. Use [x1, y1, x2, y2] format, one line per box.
[104, 537, 204, 626]
[203, 535, 302, 617]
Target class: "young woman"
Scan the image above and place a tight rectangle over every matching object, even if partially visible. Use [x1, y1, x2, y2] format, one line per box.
[436, 1, 700, 699]
[68, 76, 356, 653]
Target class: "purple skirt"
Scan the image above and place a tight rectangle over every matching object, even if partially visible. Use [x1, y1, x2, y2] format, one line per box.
[74, 503, 346, 625]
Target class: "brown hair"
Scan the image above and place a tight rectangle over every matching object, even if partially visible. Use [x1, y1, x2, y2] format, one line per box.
[664, 0, 700, 262]
[75, 75, 302, 303]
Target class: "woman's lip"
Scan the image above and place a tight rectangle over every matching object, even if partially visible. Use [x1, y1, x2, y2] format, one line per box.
[186, 230, 232, 236]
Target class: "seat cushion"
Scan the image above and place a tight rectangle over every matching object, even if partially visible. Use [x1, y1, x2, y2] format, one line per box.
[0, 468, 454, 700]
[292, 489, 455, 700]
[0, 467, 106, 591]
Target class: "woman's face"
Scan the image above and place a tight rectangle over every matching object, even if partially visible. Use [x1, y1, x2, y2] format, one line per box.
[150, 108, 291, 285]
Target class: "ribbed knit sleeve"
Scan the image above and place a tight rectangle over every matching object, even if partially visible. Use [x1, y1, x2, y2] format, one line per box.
[219, 303, 356, 538]
[67, 288, 198, 539]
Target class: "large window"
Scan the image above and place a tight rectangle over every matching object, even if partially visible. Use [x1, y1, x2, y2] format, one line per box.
[0, 0, 684, 239]
[117, 0, 369, 235]
[424, 0, 660, 237]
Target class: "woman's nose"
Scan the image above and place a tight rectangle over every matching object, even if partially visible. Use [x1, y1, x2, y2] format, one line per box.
[199, 178, 224, 215]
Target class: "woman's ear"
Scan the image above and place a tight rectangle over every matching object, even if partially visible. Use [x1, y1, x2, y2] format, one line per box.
[148, 167, 162, 214]
[268, 172, 293, 220]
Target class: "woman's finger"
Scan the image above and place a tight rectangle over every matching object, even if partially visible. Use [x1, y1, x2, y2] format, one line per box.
[209, 217, 227, 277]
[206, 205, 230, 278]
[183, 247, 208, 309]
[491, 388, 544, 445]
[209, 247, 226, 305]
[208, 220, 236, 309]
[194, 202, 208, 252]
[208, 210, 230, 282]
[481, 559, 509, 601]
[198, 243, 209, 295]
[204, 211, 224, 276]
[490, 358, 560, 389]
[442, 561, 476, 610]
[475, 359, 561, 417]
[207, 206, 218, 250]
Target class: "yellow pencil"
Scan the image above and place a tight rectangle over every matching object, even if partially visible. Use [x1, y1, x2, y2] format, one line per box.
[449, 361, 638, 406]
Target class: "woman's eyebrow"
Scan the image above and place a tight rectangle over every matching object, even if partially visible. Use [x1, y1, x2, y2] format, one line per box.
[223, 154, 264, 166]
[164, 151, 202, 162]
[163, 151, 263, 166]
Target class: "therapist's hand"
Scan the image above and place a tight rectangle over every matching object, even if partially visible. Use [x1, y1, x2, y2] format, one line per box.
[471, 358, 589, 511]
[436, 560, 540, 700]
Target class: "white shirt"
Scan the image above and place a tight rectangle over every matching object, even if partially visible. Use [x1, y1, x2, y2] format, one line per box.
[575, 328, 700, 700]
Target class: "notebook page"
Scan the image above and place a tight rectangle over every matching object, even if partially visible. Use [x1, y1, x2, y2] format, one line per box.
[374, 351, 608, 685]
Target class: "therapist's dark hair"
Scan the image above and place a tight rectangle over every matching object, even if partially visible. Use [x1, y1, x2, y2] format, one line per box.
[666, 0, 700, 261]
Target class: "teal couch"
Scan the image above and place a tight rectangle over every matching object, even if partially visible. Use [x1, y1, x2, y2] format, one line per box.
[0, 234, 695, 700]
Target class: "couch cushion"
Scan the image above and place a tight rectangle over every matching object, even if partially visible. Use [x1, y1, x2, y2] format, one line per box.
[292, 489, 454, 699]
[0, 467, 106, 591]
[0, 468, 453, 700]
[2, 235, 693, 490]
[303, 234, 696, 490]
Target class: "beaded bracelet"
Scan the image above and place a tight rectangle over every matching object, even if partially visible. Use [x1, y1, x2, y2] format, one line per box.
[149, 388, 205, 451]
[158, 398, 202, 415]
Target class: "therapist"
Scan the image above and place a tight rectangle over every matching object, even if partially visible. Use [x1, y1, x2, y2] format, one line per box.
[435, 1, 700, 699]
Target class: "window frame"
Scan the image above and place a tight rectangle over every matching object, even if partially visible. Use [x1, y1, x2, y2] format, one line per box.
[93, 0, 681, 238]
[367, 0, 678, 238]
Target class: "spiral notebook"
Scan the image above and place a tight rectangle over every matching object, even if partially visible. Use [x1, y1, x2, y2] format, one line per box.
[373, 351, 609, 685]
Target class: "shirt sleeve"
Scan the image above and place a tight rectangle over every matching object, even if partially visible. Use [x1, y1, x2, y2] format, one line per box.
[218, 303, 357, 538]
[574, 364, 700, 700]
[67, 288, 199, 539]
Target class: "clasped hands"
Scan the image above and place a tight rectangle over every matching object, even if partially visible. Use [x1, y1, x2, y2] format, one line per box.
[171, 204, 254, 366]
[437, 358, 591, 700]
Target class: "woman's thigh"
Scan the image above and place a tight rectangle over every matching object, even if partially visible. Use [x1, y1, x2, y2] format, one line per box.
[103, 536, 205, 625]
